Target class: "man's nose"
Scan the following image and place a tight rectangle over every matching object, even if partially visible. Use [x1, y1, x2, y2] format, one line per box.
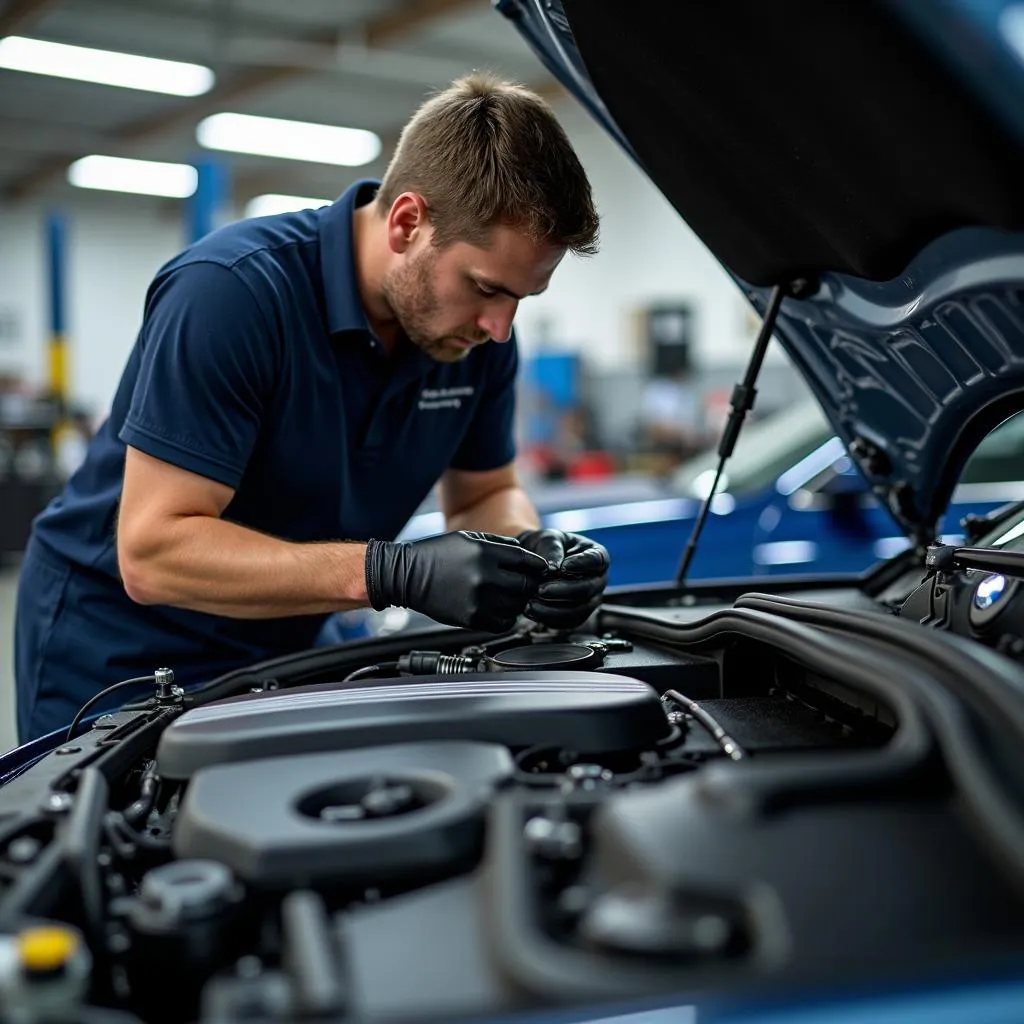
[478, 301, 518, 343]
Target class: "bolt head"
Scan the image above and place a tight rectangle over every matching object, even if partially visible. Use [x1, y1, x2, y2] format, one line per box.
[693, 914, 733, 951]
[6, 836, 42, 863]
[42, 792, 73, 814]
[235, 956, 263, 979]
[523, 816, 582, 859]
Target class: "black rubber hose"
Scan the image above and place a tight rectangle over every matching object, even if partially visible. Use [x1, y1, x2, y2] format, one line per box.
[341, 662, 399, 683]
[121, 763, 160, 826]
[606, 604, 933, 809]
[65, 675, 156, 742]
[734, 593, 1024, 861]
[184, 626, 506, 707]
[735, 592, 1024, 742]
[662, 688, 747, 760]
[103, 812, 171, 854]
[281, 891, 346, 1017]
[61, 766, 108, 948]
[603, 601, 1024, 888]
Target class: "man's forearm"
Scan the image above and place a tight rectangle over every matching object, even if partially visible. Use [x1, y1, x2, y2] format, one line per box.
[119, 514, 369, 618]
[444, 484, 540, 537]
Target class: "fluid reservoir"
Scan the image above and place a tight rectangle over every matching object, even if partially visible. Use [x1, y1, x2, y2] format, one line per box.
[0, 923, 91, 1023]
[124, 860, 247, 1020]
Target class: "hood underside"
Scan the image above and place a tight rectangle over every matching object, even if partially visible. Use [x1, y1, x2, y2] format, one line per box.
[499, 0, 1024, 540]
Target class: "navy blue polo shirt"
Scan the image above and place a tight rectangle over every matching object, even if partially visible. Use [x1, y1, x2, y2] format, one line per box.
[16, 179, 518, 739]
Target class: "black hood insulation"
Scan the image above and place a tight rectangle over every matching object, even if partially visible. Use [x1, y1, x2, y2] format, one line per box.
[564, 0, 1024, 285]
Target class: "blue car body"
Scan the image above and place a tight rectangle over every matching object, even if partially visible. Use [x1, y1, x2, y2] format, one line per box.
[400, 400, 1024, 585]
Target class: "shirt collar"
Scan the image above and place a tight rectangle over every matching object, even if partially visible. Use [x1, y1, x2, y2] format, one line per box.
[318, 178, 380, 336]
[317, 178, 438, 379]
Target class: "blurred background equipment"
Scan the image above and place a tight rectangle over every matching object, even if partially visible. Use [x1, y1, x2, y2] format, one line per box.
[635, 302, 708, 473]
[0, 208, 89, 563]
[521, 345, 612, 483]
[0, 381, 65, 563]
[645, 302, 696, 376]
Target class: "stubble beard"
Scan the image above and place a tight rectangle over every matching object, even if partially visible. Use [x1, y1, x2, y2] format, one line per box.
[381, 248, 485, 363]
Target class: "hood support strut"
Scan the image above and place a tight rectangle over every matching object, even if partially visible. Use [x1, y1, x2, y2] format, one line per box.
[676, 281, 808, 585]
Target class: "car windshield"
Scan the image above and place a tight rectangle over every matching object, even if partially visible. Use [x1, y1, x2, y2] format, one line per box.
[958, 409, 1024, 485]
[673, 399, 1024, 507]
[972, 504, 1024, 550]
[673, 398, 832, 498]
[974, 500, 1024, 550]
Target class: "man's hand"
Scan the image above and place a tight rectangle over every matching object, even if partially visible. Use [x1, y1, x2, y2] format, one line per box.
[515, 529, 610, 630]
[364, 531, 548, 633]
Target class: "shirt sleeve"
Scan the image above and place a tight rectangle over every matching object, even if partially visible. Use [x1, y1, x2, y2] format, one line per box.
[448, 334, 519, 472]
[118, 261, 278, 489]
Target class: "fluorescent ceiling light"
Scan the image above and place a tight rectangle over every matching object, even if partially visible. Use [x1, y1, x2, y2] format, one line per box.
[68, 156, 198, 198]
[0, 36, 214, 96]
[197, 113, 381, 166]
[244, 194, 332, 218]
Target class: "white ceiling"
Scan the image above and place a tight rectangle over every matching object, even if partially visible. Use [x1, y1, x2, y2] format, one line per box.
[0, 0, 557, 203]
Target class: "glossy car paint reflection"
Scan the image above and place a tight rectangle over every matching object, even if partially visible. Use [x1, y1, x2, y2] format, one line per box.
[399, 404, 1024, 585]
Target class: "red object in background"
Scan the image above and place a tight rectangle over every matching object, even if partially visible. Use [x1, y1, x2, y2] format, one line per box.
[521, 445, 614, 482]
[522, 444, 559, 477]
[568, 450, 615, 480]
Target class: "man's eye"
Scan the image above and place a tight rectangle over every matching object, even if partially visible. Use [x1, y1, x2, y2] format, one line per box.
[474, 283, 497, 298]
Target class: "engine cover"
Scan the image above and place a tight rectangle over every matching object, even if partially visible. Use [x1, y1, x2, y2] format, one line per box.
[173, 742, 512, 888]
[156, 671, 669, 779]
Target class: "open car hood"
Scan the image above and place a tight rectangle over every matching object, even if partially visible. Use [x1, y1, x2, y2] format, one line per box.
[498, 0, 1024, 544]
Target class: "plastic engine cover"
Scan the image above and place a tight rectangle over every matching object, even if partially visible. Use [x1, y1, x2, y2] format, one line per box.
[173, 741, 512, 887]
[157, 671, 669, 779]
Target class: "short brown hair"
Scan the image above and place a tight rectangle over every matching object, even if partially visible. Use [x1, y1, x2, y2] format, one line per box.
[376, 73, 599, 255]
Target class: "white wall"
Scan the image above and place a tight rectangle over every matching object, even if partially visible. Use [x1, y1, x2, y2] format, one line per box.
[0, 196, 184, 418]
[515, 99, 762, 369]
[0, 204, 46, 387]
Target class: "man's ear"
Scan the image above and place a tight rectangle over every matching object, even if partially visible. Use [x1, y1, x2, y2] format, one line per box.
[386, 192, 430, 254]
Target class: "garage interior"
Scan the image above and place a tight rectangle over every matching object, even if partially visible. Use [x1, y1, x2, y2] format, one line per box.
[2, 6, 1024, 1023]
[0, 0, 900, 754]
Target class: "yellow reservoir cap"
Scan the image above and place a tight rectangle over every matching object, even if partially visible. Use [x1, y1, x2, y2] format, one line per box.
[16, 926, 79, 973]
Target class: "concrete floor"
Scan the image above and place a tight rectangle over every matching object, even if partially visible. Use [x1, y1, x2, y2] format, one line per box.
[0, 567, 17, 754]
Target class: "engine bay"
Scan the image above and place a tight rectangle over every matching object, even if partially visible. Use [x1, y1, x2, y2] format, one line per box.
[3, 573, 1024, 1023]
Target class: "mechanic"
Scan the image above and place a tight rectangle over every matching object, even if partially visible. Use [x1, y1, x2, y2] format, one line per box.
[14, 74, 610, 742]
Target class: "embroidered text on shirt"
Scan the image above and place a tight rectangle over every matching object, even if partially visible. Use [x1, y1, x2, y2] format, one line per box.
[418, 385, 474, 411]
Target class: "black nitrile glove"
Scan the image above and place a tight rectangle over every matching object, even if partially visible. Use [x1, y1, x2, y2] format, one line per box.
[365, 531, 549, 633]
[515, 529, 610, 630]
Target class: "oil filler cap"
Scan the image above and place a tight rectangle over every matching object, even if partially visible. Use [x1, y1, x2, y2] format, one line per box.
[16, 926, 80, 976]
[130, 860, 241, 930]
[488, 643, 604, 671]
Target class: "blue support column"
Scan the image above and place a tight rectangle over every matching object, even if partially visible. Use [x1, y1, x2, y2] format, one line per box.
[186, 156, 230, 243]
[45, 209, 68, 410]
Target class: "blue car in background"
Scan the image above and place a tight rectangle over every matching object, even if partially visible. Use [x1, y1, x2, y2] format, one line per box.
[399, 399, 1024, 586]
